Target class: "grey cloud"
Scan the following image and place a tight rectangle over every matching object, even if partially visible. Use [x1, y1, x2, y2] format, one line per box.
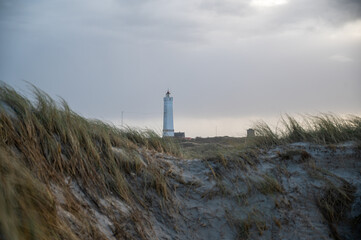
[2, 0, 360, 45]
[0, 0, 360, 131]
[198, 0, 251, 16]
[278, 0, 361, 27]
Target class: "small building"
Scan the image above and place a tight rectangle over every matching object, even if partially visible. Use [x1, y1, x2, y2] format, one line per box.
[174, 132, 185, 138]
[247, 128, 255, 138]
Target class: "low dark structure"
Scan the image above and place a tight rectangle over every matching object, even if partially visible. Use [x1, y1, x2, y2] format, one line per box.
[174, 132, 185, 138]
[247, 128, 255, 138]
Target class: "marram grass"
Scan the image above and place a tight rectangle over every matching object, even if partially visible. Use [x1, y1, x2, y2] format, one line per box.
[0, 147, 74, 240]
[253, 114, 361, 147]
[0, 83, 179, 239]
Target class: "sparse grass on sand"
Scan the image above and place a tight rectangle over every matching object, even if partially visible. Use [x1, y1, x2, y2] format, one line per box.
[0, 83, 180, 239]
[178, 137, 247, 159]
[253, 174, 284, 195]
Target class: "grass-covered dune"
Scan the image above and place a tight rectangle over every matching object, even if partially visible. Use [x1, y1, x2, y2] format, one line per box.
[1, 83, 360, 240]
[0, 83, 180, 240]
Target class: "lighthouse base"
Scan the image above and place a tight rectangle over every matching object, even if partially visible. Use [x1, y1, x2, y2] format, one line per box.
[163, 129, 174, 137]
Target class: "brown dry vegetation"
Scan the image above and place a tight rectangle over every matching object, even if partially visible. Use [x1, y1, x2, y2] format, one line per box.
[0, 83, 180, 239]
[317, 183, 356, 240]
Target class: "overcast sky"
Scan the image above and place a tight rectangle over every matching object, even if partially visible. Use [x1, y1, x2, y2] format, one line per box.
[1, 0, 360, 137]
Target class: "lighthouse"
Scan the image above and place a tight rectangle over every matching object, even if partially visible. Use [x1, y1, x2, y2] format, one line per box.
[163, 90, 174, 137]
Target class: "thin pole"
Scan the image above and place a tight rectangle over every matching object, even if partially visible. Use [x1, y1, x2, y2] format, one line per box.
[121, 111, 124, 127]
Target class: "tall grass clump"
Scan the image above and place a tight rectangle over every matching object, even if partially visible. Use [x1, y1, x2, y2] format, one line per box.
[0, 147, 77, 240]
[253, 121, 282, 147]
[0, 83, 180, 239]
[253, 114, 361, 147]
[317, 183, 356, 240]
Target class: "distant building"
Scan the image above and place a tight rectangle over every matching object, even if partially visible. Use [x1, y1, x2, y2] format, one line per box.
[247, 128, 255, 138]
[163, 90, 174, 137]
[174, 132, 185, 138]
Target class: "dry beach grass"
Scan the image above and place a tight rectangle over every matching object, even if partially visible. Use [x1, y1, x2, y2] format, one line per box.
[0, 83, 180, 239]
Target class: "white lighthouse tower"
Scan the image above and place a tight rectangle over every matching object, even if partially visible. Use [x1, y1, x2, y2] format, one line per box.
[163, 90, 174, 137]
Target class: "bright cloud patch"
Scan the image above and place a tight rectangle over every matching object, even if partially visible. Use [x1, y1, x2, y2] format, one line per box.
[250, 0, 288, 8]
